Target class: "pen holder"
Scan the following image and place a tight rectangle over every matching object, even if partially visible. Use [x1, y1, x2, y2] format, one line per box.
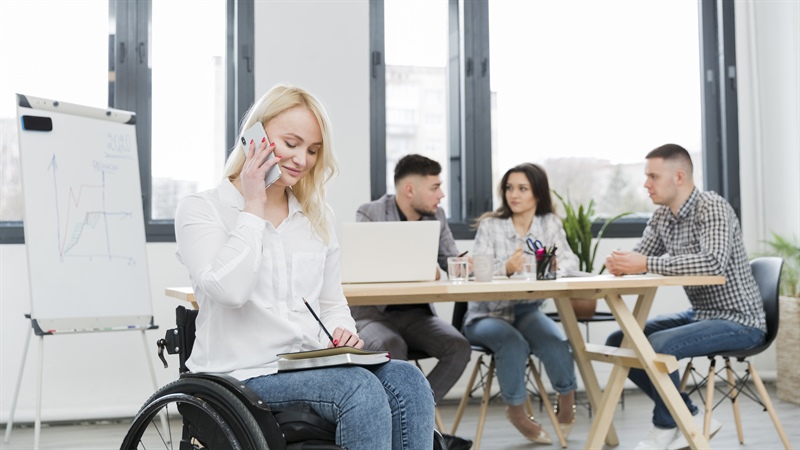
[536, 252, 557, 280]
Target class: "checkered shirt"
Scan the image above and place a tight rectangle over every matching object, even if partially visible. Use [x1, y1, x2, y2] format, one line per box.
[637, 188, 766, 332]
[462, 213, 579, 327]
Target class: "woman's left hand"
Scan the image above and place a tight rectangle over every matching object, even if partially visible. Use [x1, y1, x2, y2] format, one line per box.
[330, 327, 364, 349]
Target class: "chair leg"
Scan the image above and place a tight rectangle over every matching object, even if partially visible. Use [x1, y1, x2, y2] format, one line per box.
[452, 354, 483, 435]
[528, 357, 567, 448]
[680, 359, 694, 392]
[473, 357, 496, 450]
[434, 408, 445, 435]
[747, 363, 792, 450]
[703, 358, 717, 440]
[724, 358, 744, 444]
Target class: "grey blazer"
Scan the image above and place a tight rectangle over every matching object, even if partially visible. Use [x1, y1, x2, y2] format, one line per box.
[350, 194, 460, 317]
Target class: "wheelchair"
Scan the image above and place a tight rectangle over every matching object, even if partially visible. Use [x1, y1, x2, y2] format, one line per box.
[120, 306, 446, 450]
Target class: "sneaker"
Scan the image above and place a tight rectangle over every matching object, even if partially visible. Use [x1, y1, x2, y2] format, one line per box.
[667, 412, 722, 450]
[634, 426, 679, 450]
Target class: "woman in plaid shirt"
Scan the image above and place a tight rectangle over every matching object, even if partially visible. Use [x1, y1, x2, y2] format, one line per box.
[462, 163, 580, 444]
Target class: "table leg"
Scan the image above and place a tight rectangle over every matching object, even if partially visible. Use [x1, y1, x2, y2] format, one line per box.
[606, 291, 710, 450]
[585, 364, 629, 449]
[584, 290, 656, 449]
[554, 296, 619, 447]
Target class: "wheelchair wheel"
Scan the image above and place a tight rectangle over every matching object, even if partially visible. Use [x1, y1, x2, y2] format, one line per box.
[121, 377, 269, 450]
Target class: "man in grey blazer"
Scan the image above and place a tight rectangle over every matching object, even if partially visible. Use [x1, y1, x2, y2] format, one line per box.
[351, 154, 473, 449]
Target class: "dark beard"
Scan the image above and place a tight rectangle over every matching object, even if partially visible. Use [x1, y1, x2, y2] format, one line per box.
[413, 206, 436, 218]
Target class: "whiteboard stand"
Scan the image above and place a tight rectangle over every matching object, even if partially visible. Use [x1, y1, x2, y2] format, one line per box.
[3, 315, 161, 450]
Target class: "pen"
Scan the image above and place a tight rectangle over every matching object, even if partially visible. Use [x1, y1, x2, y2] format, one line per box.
[303, 298, 337, 347]
[457, 250, 469, 257]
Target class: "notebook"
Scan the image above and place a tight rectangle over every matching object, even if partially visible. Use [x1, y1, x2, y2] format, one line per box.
[277, 347, 390, 372]
[339, 221, 440, 283]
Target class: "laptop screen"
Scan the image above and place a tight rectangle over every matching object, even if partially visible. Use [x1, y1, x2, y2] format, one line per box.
[339, 221, 440, 283]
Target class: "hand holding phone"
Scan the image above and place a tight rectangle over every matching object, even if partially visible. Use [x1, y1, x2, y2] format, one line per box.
[240, 122, 282, 188]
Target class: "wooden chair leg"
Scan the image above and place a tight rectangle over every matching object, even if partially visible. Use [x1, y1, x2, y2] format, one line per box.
[473, 357, 496, 450]
[434, 407, 445, 435]
[724, 358, 744, 444]
[680, 359, 694, 391]
[528, 357, 567, 448]
[452, 354, 483, 434]
[704, 358, 716, 440]
[747, 363, 792, 450]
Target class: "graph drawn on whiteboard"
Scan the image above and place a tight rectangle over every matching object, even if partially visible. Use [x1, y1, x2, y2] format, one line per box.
[17, 94, 154, 334]
[51, 155, 137, 264]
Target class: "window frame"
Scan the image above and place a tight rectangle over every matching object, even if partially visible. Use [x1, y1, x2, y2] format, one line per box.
[0, 0, 254, 244]
[369, 0, 741, 240]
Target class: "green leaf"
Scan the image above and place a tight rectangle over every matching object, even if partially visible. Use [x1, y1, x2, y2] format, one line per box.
[553, 190, 633, 275]
[755, 232, 800, 297]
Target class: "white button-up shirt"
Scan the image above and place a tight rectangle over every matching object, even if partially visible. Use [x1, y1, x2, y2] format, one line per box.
[174, 179, 356, 380]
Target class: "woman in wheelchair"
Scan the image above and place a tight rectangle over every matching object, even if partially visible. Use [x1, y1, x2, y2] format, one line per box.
[171, 84, 435, 450]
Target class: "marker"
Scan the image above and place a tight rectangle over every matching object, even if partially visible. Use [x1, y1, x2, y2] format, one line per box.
[457, 251, 469, 257]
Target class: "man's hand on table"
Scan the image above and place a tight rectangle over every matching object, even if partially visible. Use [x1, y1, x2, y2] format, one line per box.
[605, 250, 647, 276]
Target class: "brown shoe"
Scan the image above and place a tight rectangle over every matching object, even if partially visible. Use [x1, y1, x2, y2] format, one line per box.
[505, 406, 553, 445]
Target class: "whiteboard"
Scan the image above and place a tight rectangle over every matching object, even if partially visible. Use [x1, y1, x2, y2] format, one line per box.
[16, 94, 153, 333]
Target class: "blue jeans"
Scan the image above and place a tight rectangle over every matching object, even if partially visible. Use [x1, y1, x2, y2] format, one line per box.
[464, 302, 577, 405]
[605, 310, 765, 429]
[244, 360, 434, 450]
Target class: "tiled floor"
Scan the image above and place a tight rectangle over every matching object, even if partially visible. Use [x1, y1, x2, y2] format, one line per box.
[2, 383, 798, 449]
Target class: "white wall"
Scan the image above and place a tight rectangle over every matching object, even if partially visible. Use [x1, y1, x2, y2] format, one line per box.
[1, 0, 797, 424]
[252, 0, 372, 230]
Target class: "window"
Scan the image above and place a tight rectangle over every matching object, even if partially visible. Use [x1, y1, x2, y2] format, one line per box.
[488, 0, 703, 218]
[150, 0, 227, 221]
[372, 0, 451, 215]
[0, 0, 254, 244]
[370, 0, 741, 239]
[0, 0, 108, 228]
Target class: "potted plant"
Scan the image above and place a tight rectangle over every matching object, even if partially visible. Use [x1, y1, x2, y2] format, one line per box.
[553, 191, 632, 318]
[759, 233, 800, 405]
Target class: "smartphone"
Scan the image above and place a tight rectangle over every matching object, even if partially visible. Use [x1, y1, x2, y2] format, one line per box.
[240, 122, 282, 188]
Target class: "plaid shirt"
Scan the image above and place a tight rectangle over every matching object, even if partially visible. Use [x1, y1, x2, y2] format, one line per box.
[463, 213, 579, 327]
[638, 188, 766, 332]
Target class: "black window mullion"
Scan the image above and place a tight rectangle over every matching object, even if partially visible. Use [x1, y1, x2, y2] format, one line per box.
[699, 0, 722, 201]
[473, 0, 492, 221]
[717, 0, 742, 218]
[458, 0, 491, 233]
[447, 0, 462, 215]
[231, 0, 255, 159]
[225, 0, 236, 157]
[369, 0, 386, 201]
[698, 0, 741, 219]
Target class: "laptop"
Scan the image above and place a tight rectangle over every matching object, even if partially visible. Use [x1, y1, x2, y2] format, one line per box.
[339, 221, 440, 283]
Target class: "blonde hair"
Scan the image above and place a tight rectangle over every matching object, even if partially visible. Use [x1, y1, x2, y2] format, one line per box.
[224, 84, 338, 243]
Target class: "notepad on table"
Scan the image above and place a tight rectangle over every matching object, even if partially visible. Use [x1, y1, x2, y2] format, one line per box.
[277, 347, 391, 372]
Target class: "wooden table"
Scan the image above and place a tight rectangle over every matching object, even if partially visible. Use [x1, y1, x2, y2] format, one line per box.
[166, 273, 724, 450]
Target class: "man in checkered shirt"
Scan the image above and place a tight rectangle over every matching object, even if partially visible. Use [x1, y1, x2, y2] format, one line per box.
[604, 144, 766, 450]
